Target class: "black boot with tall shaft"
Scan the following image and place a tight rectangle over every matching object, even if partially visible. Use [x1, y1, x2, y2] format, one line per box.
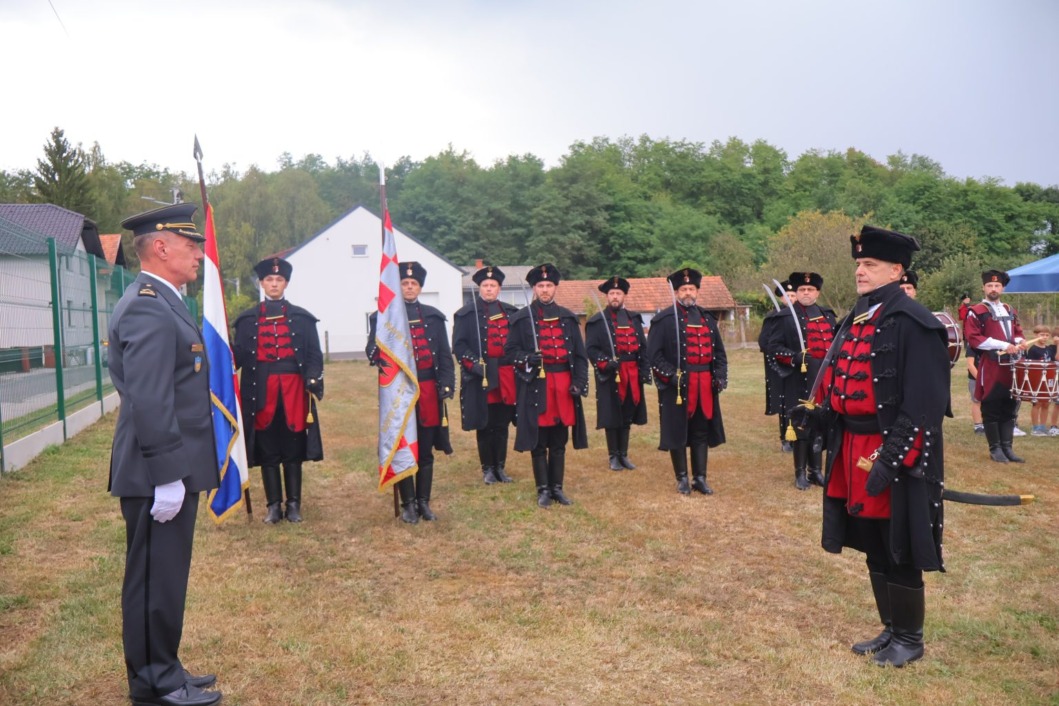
[261, 465, 284, 524]
[605, 428, 623, 470]
[282, 462, 303, 523]
[852, 572, 892, 655]
[532, 454, 551, 507]
[671, 449, 690, 495]
[690, 443, 713, 495]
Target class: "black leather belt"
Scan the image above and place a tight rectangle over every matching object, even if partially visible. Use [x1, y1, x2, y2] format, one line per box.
[685, 363, 711, 372]
[544, 363, 570, 373]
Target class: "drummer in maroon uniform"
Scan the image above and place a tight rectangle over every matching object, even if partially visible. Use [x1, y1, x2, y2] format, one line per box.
[505, 264, 589, 508]
[963, 270, 1028, 463]
[366, 261, 455, 523]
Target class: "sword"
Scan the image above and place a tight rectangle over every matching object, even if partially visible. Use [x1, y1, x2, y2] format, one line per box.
[762, 283, 781, 312]
[470, 290, 488, 389]
[942, 489, 1034, 506]
[773, 278, 806, 373]
[518, 279, 545, 379]
[590, 288, 620, 384]
[669, 286, 683, 406]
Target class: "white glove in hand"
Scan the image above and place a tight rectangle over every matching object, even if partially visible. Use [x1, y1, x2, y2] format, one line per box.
[151, 480, 186, 523]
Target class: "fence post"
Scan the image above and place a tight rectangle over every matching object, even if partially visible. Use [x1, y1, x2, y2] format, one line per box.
[48, 239, 67, 439]
[89, 254, 104, 411]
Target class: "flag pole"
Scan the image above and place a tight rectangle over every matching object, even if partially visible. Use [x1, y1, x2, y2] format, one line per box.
[195, 135, 254, 520]
[379, 163, 400, 519]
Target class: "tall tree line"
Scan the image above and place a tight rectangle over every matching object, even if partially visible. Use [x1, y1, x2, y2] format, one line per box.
[4, 128, 1058, 315]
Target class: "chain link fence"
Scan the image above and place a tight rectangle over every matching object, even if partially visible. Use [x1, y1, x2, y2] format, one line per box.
[0, 221, 140, 471]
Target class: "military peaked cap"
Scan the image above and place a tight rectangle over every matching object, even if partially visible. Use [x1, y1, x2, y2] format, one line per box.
[121, 202, 204, 242]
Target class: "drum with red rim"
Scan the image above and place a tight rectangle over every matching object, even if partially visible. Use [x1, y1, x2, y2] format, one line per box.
[1010, 359, 1059, 403]
[933, 311, 962, 368]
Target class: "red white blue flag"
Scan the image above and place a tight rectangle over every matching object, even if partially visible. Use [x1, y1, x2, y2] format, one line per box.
[202, 203, 250, 522]
[376, 198, 419, 491]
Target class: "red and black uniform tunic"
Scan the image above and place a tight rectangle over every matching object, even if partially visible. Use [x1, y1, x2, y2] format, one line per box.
[452, 298, 520, 431]
[817, 282, 949, 572]
[232, 299, 325, 467]
[964, 300, 1024, 420]
[537, 312, 575, 427]
[506, 302, 589, 452]
[586, 308, 650, 429]
[254, 302, 307, 432]
[646, 304, 727, 450]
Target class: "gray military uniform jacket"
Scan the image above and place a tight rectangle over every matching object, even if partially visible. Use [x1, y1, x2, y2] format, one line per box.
[108, 273, 220, 497]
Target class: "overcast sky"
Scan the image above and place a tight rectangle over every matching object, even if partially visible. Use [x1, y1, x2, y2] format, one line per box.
[2, 0, 1056, 186]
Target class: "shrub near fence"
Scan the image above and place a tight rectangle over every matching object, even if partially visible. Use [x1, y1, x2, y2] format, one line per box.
[0, 226, 148, 472]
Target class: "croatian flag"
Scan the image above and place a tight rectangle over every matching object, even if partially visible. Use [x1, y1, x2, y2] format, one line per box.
[376, 203, 420, 491]
[202, 203, 250, 522]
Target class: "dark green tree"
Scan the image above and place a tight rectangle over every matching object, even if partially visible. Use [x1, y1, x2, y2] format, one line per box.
[32, 127, 93, 216]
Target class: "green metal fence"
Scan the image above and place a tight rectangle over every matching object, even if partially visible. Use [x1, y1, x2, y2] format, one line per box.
[0, 227, 137, 471]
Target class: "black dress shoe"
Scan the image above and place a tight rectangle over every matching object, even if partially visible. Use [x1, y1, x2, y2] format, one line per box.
[183, 669, 216, 689]
[131, 682, 222, 706]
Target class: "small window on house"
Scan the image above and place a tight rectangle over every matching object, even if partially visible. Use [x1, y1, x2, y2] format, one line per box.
[352, 244, 368, 257]
[67, 300, 74, 326]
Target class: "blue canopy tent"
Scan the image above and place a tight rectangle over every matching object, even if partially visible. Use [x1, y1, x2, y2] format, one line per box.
[1004, 252, 1059, 293]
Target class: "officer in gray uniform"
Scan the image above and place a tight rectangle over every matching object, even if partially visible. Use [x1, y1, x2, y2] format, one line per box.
[108, 203, 222, 706]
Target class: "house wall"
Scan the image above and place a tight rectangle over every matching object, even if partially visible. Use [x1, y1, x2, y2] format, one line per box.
[282, 207, 464, 356]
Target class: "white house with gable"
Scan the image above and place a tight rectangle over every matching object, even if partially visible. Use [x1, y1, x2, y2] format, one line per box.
[281, 206, 464, 357]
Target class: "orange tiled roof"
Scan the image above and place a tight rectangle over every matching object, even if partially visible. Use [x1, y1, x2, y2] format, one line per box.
[99, 234, 122, 265]
[554, 276, 735, 314]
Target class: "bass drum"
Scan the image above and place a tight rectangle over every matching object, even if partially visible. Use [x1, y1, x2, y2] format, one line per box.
[933, 311, 962, 368]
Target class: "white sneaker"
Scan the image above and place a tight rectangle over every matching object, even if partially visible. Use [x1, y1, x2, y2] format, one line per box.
[1049, 426, 1059, 437]
[1013, 426, 1027, 437]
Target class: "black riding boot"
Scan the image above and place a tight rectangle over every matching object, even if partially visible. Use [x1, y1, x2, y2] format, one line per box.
[477, 431, 499, 484]
[872, 584, 925, 667]
[671, 449, 690, 495]
[398, 477, 419, 524]
[793, 439, 810, 490]
[998, 420, 1025, 463]
[493, 430, 513, 482]
[852, 572, 892, 655]
[532, 454, 551, 508]
[282, 461, 303, 523]
[261, 465, 284, 524]
[808, 448, 825, 487]
[549, 449, 573, 505]
[605, 428, 623, 470]
[618, 426, 636, 469]
[690, 443, 713, 495]
[416, 462, 437, 521]
[984, 422, 1008, 463]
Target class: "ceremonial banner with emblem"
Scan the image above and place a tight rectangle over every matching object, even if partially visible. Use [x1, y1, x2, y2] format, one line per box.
[202, 202, 251, 522]
[376, 203, 420, 491]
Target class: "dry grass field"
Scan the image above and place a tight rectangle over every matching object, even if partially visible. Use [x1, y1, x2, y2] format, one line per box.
[0, 348, 1056, 705]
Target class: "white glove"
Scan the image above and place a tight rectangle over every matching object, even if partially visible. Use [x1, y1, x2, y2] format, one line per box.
[150, 480, 186, 523]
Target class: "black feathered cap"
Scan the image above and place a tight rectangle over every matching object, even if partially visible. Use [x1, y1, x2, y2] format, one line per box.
[667, 268, 702, 290]
[472, 265, 505, 286]
[900, 269, 919, 289]
[788, 271, 824, 291]
[850, 225, 920, 268]
[526, 263, 561, 286]
[254, 256, 293, 281]
[981, 269, 1010, 287]
[598, 276, 630, 294]
[399, 261, 427, 286]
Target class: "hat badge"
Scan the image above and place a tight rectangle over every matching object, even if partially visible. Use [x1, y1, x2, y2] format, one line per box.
[486, 268, 493, 277]
[803, 273, 811, 283]
[542, 268, 548, 279]
[406, 266, 413, 276]
[271, 258, 280, 274]
[683, 269, 690, 283]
